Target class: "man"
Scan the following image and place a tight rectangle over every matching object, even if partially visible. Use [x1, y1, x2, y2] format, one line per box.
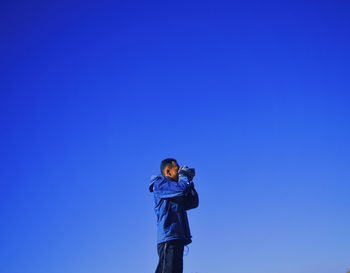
[149, 158, 199, 273]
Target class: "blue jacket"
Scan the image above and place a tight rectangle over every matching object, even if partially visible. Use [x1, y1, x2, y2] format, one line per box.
[149, 175, 199, 245]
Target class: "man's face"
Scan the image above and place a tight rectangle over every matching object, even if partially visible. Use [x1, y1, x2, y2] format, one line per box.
[165, 161, 179, 181]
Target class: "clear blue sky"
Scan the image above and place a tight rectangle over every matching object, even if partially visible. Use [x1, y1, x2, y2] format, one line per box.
[1, 1, 349, 273]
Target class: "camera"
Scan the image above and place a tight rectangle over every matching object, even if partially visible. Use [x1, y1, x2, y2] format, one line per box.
[179, 166, 195, 180]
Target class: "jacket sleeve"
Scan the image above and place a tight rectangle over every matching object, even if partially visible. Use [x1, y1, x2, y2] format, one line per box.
[184, 182, 199, 210]
[154, 176, 192, 199]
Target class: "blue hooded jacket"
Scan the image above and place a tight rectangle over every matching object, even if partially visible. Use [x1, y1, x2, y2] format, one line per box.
[149, 175, 199, 245]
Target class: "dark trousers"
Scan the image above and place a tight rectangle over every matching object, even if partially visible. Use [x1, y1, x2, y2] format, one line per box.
[155, 240, 185, 273]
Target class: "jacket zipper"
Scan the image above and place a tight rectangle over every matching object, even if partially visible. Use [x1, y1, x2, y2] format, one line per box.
[162, 242, 167, 273]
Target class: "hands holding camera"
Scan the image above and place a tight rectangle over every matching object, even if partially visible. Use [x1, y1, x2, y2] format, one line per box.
[178, 166, 195, 181]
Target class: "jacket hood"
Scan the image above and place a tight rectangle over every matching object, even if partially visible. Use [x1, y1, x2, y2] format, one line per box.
[149, 175, 163, 192]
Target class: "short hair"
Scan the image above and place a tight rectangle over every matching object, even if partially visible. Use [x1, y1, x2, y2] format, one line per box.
[160, 158, 177, 175]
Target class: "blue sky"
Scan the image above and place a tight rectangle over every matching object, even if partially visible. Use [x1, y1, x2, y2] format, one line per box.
[1, 1, 350, 273]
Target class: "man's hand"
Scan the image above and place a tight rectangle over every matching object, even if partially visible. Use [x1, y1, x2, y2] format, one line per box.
[178, 166, 195, 181]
